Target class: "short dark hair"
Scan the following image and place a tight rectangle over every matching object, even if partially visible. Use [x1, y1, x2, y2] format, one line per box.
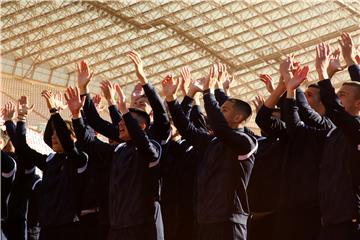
[308, 83, 319, 89]
[342, 81, 360, 99]
[227, 98, 252, 121]
[129, 108, 151, 127]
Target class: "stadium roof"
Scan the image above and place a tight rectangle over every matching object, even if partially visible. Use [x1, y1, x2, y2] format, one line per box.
[1, 0, 360, 130]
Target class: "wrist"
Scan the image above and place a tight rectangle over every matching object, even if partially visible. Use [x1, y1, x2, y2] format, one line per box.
[165, 95, 176, 102]
[72, 112, 81, 119]
[119, 106, 128, 114]
[317, 71, 329, 81]
[286, 89, 296, 99]
[140, 77, 148, 85]
[187, 89, 197, 98]
[107, 99, 115, 106]
[344, 57, 356, 66]
[17, 114, 26, 122]
[79, 86, 89, 95]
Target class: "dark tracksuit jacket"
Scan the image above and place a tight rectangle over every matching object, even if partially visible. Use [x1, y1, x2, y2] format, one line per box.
[72, 112, 162, 240]
[15, 113, 88, 229]
[253, 105, 288, 211]
[81, 83, 171, 145]
[1, 150, 17, 221]
[160, 95, 207, 240]
[3, 120, 41, 240]
[318, 78, 360, 226]
[168, 90, 257, 230]
[81, 83, 170, 239]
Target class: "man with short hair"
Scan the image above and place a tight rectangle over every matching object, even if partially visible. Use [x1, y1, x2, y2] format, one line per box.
[163, 65, 257, 240]
[66, 86, 162, 240]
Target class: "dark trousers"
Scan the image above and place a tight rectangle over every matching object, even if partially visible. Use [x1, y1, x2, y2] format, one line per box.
[197, 222, 247, 240]
[39, 222, 78, 240]
[272, 208, 321, 240]
[2, 219, 27, 240]
[247, 212, 276, 240]
[79, 212, 99, 240]
[319, 221, 360, 240]
[97, 224, 109, 240]
[108, 222, 157, 240]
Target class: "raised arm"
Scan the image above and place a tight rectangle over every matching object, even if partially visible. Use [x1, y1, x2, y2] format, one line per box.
[100, 80, 122, 125]
[214, 62, 230, 105]
[296, 88, 333, 130]
[202, 65, 257, 156]
[162, 75, 212, 149]
[42, 89, 88, 170]
[127, 51, 171, 144]
[117, 85, 161, 165]
[3, 101, 17, 147]
[339, 32, 359, 81]
[284, 65, 329, 138]
[15, 96, 48, 171]
[76, 60, 120, 142]
[66, 86, 114, 159]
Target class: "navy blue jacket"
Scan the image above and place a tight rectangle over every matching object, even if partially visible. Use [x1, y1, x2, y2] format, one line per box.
[318, 79, 360, 225]
[16, 113, 88, 227]
[168, 90, 257, 224]
[72, 112, 161, 229]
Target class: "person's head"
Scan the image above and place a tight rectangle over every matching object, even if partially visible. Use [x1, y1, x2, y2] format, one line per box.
[304, 84, 325, 115]
[220, 98, 252, 128]
[0, 129, 10, 151]
[132, 95, 152, 115]
[271, 108, 281, 119]
[51, 121, 76, 153]
[337, 81, 360, 116]
[118, 108, 150, 141]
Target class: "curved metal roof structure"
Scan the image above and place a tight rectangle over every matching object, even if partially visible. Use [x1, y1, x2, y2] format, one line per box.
[1, 0, 360, 130]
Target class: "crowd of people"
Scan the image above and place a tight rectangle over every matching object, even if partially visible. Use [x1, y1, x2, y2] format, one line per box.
[1, 32, 359, 240]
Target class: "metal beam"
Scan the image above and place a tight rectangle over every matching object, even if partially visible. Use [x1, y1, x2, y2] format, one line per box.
[1, 3, 82, 45]
[1, 14, 108, 56]
[83, 1, 236, 69]
[66, 1, 311, 76]
[1, 1, 48, 20]
[103, 9, 354, 85]
[334, 0, 360, 19]
[107, 23, 359, 89]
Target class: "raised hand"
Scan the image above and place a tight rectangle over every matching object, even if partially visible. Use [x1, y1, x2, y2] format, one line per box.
[188, 77, 204, 98]
[114, 84, 127, 114]
[0, 107, 5, 127]
[327, 48, 346, 78]
[92, 94, 106, 112]
[17, 96, 34, 121]
[41, 90, 57, 110]
[338, 32, 357, 66]
[162, 75, 179, 102]
[3, 101, 16, 121]
[286, 65, 310, 91]
[180, 66, 192, 96]
[77, 60, 94, 94]
[127, 51, 147, 84]
[100, 80, 116, 105]
[64, 87, 86, 117]
[54, 91, 68, 111]
[252, 95, 265, 113]
[259, 74, 274, 94]
[204, 64, 218, 91]
[217, 62, 227, 88]
[315, 43, 331, 80]
[355, 46, 360, 64]
[130, 83, 144, 107]
[222, 74, 233, 93]
[279, 54, 295, 81]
